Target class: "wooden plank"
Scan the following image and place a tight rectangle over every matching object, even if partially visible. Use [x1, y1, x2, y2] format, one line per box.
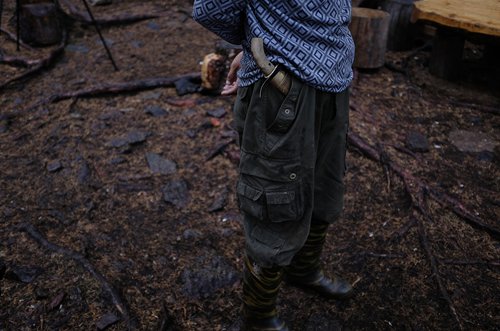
[412, 0, 500, 37]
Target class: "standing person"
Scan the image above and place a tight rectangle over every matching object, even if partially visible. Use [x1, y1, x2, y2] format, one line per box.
[193, 1, 355, 330]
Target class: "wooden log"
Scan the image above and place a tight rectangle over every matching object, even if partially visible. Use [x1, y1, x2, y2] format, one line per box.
[349, 7, 390, 69]
[380, 0, 416, 50]
[20, 2, 63, 46]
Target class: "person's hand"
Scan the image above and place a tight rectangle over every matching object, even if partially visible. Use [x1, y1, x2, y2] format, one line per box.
[221, 51, 243, 96]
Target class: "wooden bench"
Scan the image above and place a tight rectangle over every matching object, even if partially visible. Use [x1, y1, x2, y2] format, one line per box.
[411, 0, 500, 79]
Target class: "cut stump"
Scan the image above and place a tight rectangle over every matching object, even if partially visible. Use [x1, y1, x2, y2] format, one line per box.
[20, 2, 63, 46]
[349, 7, 391, 69]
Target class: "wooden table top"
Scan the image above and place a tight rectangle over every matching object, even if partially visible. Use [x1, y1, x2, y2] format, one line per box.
[411, 0, 500, 37]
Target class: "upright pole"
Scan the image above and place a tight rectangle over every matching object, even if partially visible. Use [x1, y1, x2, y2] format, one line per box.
[0, 0, 4, 32]
[16, 0, 20, 51]
[81, 0, 119, 71]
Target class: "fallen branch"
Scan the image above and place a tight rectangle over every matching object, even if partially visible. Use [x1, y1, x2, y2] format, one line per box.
[0, 32, 67, 90]
[438, 259, 500, 268]
[0, 28, 37, 51]
[416, 216, 463, 330]
[347, 132, 500, 241]
[18, 222, 132, 325]
[58, 0, 161, 26]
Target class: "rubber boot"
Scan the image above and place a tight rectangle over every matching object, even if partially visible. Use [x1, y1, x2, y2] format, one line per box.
[285, 220, 353, 300]
[242, 255, 289, 331]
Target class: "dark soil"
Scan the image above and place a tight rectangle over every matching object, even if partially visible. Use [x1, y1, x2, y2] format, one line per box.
[1, 1, 499, 330]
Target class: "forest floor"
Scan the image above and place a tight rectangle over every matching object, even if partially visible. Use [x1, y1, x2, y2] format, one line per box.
[1, 1, 499, 330]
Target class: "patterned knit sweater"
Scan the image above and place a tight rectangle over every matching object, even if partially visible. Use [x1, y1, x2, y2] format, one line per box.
[193, 0, 354, 93]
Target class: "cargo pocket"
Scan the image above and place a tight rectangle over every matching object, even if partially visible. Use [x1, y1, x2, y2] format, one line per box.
[236, 174, 304, 223]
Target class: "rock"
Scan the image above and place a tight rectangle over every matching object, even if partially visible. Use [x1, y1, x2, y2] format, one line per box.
[405, 131, 429, 153]
[146, 153, 177, 175]
[106, 137, 128, 148]
[66, 44, 89, 53]
[98, 110, 123, 121]
[47, 160, 62, 172]
[110, 157, 126, 165]
[78, 160, 91, 184]
[183, 229, 203, 240]
[125, 130, 151, 145]
[95, 313, 120, 330]
[208, 187, 228, 212]
[89, 0, 112, 6]
[175, 76, 201, 96]
[145, 105, 168, 117]
[5, 265, 44, 283]
[147, 21, 160, 31]
[179, 255, 239, 299]
[141, 91, 162, 100]
[206, 107, 227, 118]
[449, 130, 497, 153]
[162, 179, 190, 208]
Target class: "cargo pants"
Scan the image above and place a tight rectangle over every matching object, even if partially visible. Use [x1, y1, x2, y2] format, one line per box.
[233, 75, 350, 267]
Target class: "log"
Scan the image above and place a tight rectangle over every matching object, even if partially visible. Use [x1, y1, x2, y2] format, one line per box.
[380, 0, 416, 50]
[349, 7, 390, 69]
[20, 2, 63, 46]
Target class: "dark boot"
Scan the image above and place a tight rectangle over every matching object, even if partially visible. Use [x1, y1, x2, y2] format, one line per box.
[285, 220, 353, 300]
[242, 255, 289, 331]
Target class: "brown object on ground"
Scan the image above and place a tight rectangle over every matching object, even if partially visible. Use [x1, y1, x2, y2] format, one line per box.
[411, 0, 500, 79]
[380, 0, 416, 51]
[349, 7, 391, 68]
[20, 2, 63, 46]
[201, 53, 226, 91]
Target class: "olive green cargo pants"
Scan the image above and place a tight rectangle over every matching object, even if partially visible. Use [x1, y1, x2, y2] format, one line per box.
[234, 76, 349, 267]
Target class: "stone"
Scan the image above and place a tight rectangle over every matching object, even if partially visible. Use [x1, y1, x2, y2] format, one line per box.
[179, 255, 239, 299]
[78, 160, 91, 184]
[146, 153, 177, 175]
[206, 107, 227, 118]
[125, 130, 150, 145]
[162, 179, 190, 208]
[110, 157, 126, 165]
[47, 160, 62, 172]
[145, 105, 168, 117]
[5, 265, 44, 283]
[405, 131, 429, 152]
[449, 130, 497, 153]
[106, 137, 128, 148]
[208, 187, 228, 212]
[48, 292, 65, 311]
[96, 313, 120, 330]
[147, 21, 160, 31]
[141, 91, 162, 100]
[175, 77, 201, 96]
[66, 44, 89, 54]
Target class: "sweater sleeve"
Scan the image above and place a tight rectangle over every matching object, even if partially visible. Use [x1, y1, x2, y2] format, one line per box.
[192, 0, 247, 45]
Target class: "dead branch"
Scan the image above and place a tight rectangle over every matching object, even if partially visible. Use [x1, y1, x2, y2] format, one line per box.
[18, 222, 132, 325]
[0, 28, 37, 51]
[389, 217, 418, 242]
[58, 0, 161, 26]
[416, 216, 464, 330]
[347, 132, 500, 241]
[0, 53, 43, 67]
[449, 100, 500, 116]
[0, 32, 67, 90]
[438, 259, 500, 268]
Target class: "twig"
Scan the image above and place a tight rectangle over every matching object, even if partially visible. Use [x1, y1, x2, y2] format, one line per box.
[438, 259, 500, 268]
[18, 222, 132, 325]
[347, 132, 500, 241]
[389, 217, 418, 242]
[0, 28, 37, 51]
[416, 216, 464, 331]
[0, 31, 67, 90]
[449, 100, 499, 116]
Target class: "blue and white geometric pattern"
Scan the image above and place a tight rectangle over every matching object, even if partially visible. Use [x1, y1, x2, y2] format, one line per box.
[193, 0, 354, 93]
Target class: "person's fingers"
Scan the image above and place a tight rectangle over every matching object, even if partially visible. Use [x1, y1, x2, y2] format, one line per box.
[221, 80, 239, 96]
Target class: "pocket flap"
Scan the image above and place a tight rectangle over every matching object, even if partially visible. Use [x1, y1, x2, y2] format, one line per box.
[266, 191, 295, 205]
[237, 181, 263, 201]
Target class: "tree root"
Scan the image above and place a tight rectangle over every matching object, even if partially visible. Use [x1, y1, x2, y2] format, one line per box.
[0, 28, 37, 51]
[17, 222, 133, 328]
[58, 0, 161, 26]
[347, 132, 500, 241]
[0, 32, 67, 91]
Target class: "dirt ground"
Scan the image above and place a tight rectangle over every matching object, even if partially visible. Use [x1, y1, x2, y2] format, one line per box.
[1, 1, 499, 330]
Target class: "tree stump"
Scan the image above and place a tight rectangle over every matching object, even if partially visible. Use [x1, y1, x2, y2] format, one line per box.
[380, 0, 416, 51]
[349, 7, 390, 69]
[20, 2, 63, 46]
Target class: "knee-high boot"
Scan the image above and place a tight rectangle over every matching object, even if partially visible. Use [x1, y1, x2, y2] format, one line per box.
[284, 220, 353, 300]
[242, 255, 289, 331]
